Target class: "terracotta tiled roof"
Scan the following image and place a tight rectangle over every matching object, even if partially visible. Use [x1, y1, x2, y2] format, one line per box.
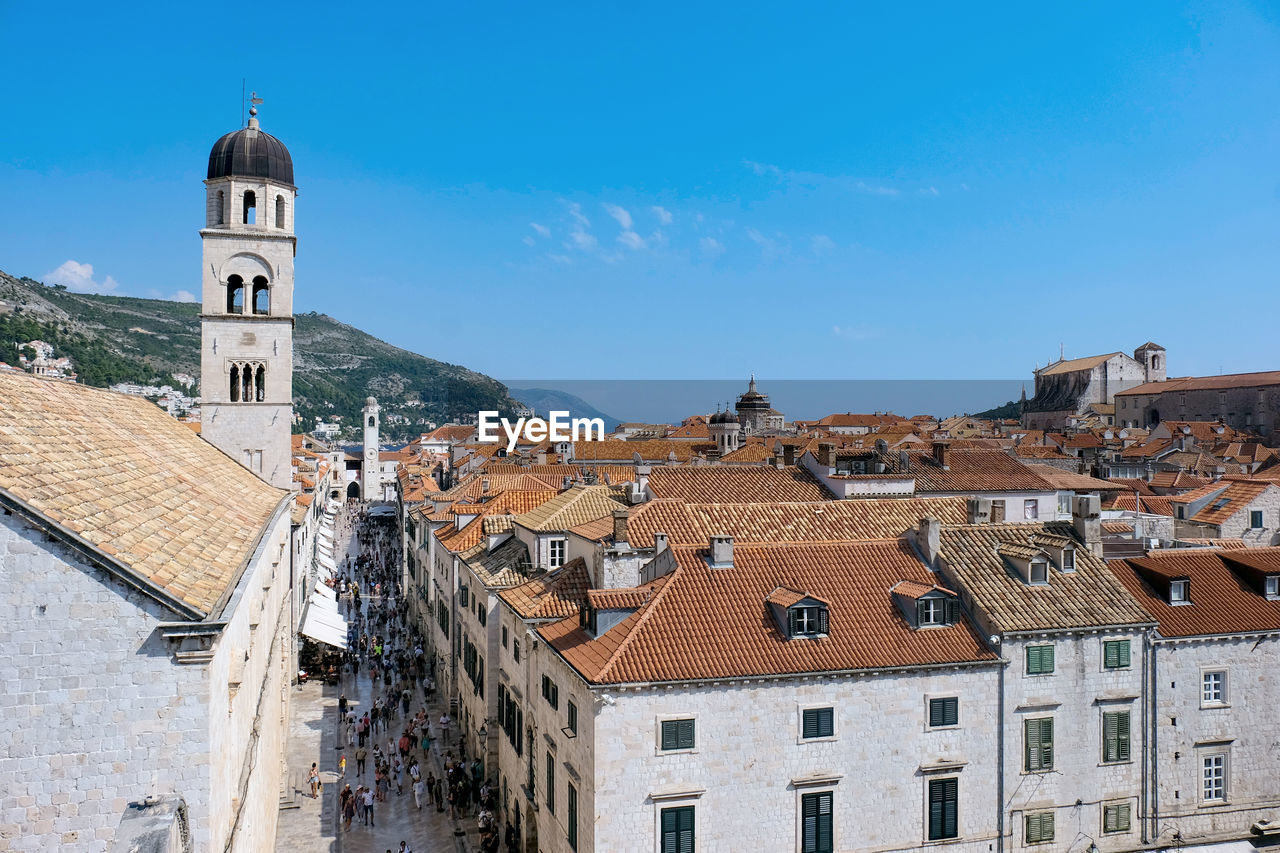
[1178, 538, 1247, 549]
[466, 536, 533, 588]
[890, 579, 957, 599]
[1109, 495, 1175, 516]
[514, 485, 625, 532]
[667, 422, 710, 439]
[588, 587, 656, 609]
[1120, 439, 1173, 459]
[619, 496, 968, 549]
[646, 465, 833, 502]
[572, 440, 699, 463]
[425, 425, 477, 443]
[498, 557, 593, 620]
[1110, 547, 1280, 637]
[719, 443, 775, 463]
[0, 372, 288, 616]
[540, 540, 997, 684]
[1117, 371, 1280, 396]
[899, 450, 1054, 493]
[1037, 352, 1122, 376]
[1106, 478, 1157, 496]
[1150, 471, 1212, 490]
[480, 463, 637, 487]
[1023, 465, 1119, 492]
[438, 473, 556, 501]
[936, 522, 1153, 632]
[1102, 521, 1135, 534]
[1013, 445, 1071, 459]
[1178, 481, 1275, 526]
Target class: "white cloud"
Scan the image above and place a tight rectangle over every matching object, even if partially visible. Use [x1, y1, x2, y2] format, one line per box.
[170, 290, 197, 303]
[523, 236, 536, 247]
[650, 206, 673, 225]
[853, 180, 899, 196]
[699, 237, 725, 258]
[743, 160, 783, 178]
[569, 230, 598, 251]
[530, 222, 551, 238]
[918, 186, 939, 197]
[618, 230, 646, 250]
[603, 203, 633, 231]
[548, 254, 572, 265]
[567, 202, 591, 228]
[43, 260, 118, 294]
[810, 234, 836, 255]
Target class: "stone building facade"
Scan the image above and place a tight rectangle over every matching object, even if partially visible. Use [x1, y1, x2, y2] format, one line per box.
[1115, 370, 1280, 439]
[199, 112, 296, 489]
[1022, 343, 1165, 431]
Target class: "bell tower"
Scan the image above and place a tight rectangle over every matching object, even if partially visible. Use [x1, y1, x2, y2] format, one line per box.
[362, 397, 380, 501]
[199, 102, 296, 489]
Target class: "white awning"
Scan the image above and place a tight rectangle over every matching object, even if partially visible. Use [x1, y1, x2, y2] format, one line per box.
[369, 505, 396, 517]
[313, 580, 336, 600]
[299, 597, 348, 649]
[316, 553, 336, 571]
[1163, 843, 1258, 853]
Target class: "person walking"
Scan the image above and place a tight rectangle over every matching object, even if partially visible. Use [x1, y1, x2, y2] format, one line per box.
[307, 763, 320, 798]
[338, 753, 347, 779]
[362, 785, 375, 827]
[356, 744, 368, 776]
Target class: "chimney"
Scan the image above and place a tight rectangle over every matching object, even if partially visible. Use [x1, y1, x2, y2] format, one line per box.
[917, 517, 941, 567]
[966, 497, 991, 524]
[653, 532, 669, 554]
[783, 444, 797, 466]
[898, 449, 910, 474]
[635, 464, 651, 498]
[932, 440, 951, 470]
[1072, 493, 1102, 555]
[481, 477, 491, 494]
[612, 508, 629, 545]
[818, 442, 836, 468]
[709, 534, 734, 569]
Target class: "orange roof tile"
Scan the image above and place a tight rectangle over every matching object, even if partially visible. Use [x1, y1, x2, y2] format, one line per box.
[645, 465, 833, 503]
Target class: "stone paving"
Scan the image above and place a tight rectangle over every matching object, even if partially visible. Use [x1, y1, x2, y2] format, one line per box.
[274, 513, 485, 853]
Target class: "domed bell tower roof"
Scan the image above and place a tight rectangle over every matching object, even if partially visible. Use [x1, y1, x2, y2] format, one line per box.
[207, 108, 294, 186]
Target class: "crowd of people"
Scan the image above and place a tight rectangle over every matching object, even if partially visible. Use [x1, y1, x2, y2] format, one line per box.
[314, 503, 509, 852]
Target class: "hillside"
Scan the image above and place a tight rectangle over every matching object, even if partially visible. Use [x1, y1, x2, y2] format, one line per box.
[506, 386, 620, 432]
[0, 270, 519, 442]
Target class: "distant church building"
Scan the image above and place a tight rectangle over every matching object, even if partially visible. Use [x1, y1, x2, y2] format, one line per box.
[199, 105, 296, 489]
[1021, 343, 1165, 430]
[734, 375, 785, 435]
[362, 396, 381, 500]
[708, 407, 741, 456]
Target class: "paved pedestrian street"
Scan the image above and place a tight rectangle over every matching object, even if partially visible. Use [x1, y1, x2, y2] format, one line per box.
[274, 513, 487, 853]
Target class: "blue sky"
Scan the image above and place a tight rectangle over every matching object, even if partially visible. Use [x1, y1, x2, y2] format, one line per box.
[2, 1, 1278, 382]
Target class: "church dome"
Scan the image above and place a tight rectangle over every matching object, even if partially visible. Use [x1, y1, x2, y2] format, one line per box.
[710, 409, 738, 425]
[207, 120, 294, 185]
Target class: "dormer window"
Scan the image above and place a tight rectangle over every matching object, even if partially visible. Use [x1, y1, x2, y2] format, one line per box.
[1265, 576, 1278, 600]
[1030, 558, 1049, 584]
[1170, 580, 1189, 605]
[789, 605, 828, 638]
[917, 598, 948, 626]
[1061, 548, 1075, 573]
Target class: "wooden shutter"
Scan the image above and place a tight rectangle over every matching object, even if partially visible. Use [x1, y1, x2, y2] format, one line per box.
[928, 778, 958, 840]
[931, 697, 958, 727]
[803, 709, 819, 739]
[662, 807, 694, 853]
[1116, 711, 1130, 761]
[817, 607, 829, 634]
[678, 718, 695, 749]
[1026, 718, 1053, 771]
[661, 720, 678, 751]
[1026, 812, 1054, 843]
[945, 599, 959, 624]
[802, 792, 833, 853]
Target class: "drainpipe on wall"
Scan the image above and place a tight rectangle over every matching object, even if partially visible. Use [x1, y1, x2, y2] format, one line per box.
[1147, 636, 1158, 844]
[996, 643, 1006, 853]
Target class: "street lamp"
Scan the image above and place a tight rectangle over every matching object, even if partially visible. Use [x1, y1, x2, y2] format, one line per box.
[478, 725, 488, 747]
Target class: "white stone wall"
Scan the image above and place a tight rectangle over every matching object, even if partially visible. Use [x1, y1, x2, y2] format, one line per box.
[1150, 634, 1280, 844]
[520, 647, 1002, 853]
[1000, 631, 1147, 853]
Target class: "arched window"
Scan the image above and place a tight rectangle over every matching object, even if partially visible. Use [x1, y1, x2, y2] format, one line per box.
[216, 190, 225, 225]
[243, 190, 257, 225]
[252, 277, 269, 315]
[275, 195, 285, 229]
[229, 364, 241, 402]
[255, 364, 266, 401]
[368, 415, 375, 427]
[242, 362, 254, 403]
[227, 275, 244, 314]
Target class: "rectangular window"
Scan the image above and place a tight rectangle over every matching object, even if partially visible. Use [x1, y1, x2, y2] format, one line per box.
[801, 791, 834, 853]
[502, 626, 509, 649]
[549, 538, 566, 568]
[1203, 671, 1226, 704]
[927, 778, 958, 841]
[1024, 717, 1054, 772]
[1103, 640, 1131, 670]
[1103, 803, 1131, 834]
[1251, 510, 1264, 529]
[802, 707, 834, 739]
[1026, 644, 1055, 675]
[916, 598, 958, 626]
[1102, 711, 1131, 763]
[1170, 580, 1189, 603]
[542, 675, 559, 710]
[1024, 499, 1039, 520]
[1203, 754, 1226, 801]
[660, 718, 695, 751]
[567, 783, 578, 851]
[567, 701, 578, 736]
[513, 639, 520, 662]
[1025, 812, 1055, 844]
[1267, 576, 1279, 599]
[1029, 559, 1048, 584]
[545, 750, 555, 814]
[929, 697, 959, 728]
[660, 806, 695, 853]
[990, 500, 1006, 522]
[1061, 549, 1075, 572]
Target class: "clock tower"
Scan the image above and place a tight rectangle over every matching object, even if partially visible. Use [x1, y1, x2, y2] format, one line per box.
[362, 396, 380, 501]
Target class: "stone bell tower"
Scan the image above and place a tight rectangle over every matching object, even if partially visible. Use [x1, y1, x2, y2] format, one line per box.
[198, 102, 296, 489]
[362, 397, 380, 501]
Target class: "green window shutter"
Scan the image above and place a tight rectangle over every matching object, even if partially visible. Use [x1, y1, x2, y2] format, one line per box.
[819, 707, 833, 737]
[1043, 645, 1054, 672]
[928, 778, 958, 840]
[661, 721, 677, 751]
[788, 608, 799, 637]
[662, 806, 694, 853]
[1118, 640, 1130, 668]
[929, 699, 945, 728]
[1026, 718, 1053, 771]
[568, 784, 578, 850]
[1103, 712, 1130, 762]
[817, 607, 829, 634]
[1117, 711, 1130, 761]
[1026, 812, 1054, 843]
[802, 792, 834, 853]
[1042, 718, 1053, 769]
[1025, 719, 1038, 771]
[803, 710, 818, 739]
[678, 718, 695, 749]
[946, 599, 959, 624]
[916, 600, 928, 625]
[929, 697, 958, 727]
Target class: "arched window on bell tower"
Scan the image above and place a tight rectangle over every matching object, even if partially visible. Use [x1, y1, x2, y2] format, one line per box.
[227, 275, 244, 314]
[255, 364, 266, 401]
[229, 364, 241, 402]
[275, 195, 285, 229]
[252, 277, 270, 315]
[216, 190, 225, 225]
[243, 190, 257, 225]
[242, 362, 254, 403]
